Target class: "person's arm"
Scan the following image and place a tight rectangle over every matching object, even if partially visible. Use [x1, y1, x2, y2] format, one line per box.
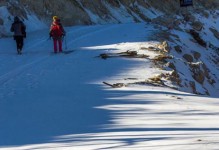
[10, 23, 14, 32]
[49, 24, 53, 37]
[22, 22, 26, 30]
[21, 22, 26, 38]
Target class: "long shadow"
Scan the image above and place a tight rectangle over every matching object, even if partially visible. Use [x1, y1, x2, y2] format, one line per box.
[44, 85, 219, 148]
[0, 27, 155, 146]
[0, 23, 218, 149]
[0, 84, 112, 146]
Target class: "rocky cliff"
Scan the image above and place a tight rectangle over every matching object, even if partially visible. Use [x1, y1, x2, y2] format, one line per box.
[0, 0, 218, 36]
[1, 0, 219, 26]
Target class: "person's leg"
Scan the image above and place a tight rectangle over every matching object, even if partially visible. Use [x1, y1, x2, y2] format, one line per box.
[15, 37, 20, 54]
[17, 36, 23, 50]
[53, 39, 58, 53]
[20, 37, 24, 50]
[16, 37, 23, 54]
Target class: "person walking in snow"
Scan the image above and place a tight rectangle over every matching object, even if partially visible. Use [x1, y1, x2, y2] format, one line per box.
[49, 16, 66, 53]
[10, 16, 26, 55]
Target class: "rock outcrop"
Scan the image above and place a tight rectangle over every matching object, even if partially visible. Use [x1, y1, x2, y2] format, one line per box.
[1, 0, 219, 26]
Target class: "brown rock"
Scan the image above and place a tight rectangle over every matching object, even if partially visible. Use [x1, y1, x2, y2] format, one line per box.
[148, 76, 164, 86]
[183, 54, 194, 62]
[189, 63, 205, 84]
[174, 45, 182, 53]
[166, 70, 181, 86]
[193, 71, 205, 85]
[192, 21, 203, 31]
[153, 54, 173, 62]
[152, 16, 175, 29]
[201, 63, 210, 79]
[208, 79, 216, 85]
[166, 62, 176, 70]
[209, 27, 219, 39]
[157, 41, 170, 53]
[192, 51, 201, 60]
[189, 81, 197, 94]
[189, 30, 207, 47]
[202, 11, 210, 18]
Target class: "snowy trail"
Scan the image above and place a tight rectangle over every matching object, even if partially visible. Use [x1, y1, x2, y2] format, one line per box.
[0, 23, 155, 146]
[0, 23, 219, 150]
[0, 24, 122, 91]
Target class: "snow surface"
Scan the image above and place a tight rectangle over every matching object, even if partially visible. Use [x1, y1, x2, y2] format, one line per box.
[0, 22, 219, 150]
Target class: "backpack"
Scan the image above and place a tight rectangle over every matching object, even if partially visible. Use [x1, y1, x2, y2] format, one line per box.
[51, 24, 63, 37]
[11, 21, 26, 39]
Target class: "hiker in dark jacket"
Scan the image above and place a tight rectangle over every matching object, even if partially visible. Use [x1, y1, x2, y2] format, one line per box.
[49, 16, 65, 53]
[10, 16, 26, 55]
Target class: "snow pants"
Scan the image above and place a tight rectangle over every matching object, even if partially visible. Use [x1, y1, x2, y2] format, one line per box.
[53, 39, 62, 53]
[14, 36, 24, 52]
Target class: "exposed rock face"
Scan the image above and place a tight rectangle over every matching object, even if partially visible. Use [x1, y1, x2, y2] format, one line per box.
[209, 27, 219, 39]
[189, 81, 197, 94]
[189, 29, 207, 47]
[152, 16, 180, 30]
[192, 21, 203, 31]
[183, 54, 194, 62]
[0, 0, 218, 37]
[166, 62, 176, 70]
[189, 62, 213, 86]
[190, 63, 205, 84]
[166, 70, 181, 86]
[174, 45, 182, 53]
[4, 0, 153, 25]
[153, 55, 173, 62]
[0, 0, 219, 26]
[192, 51, 201, 60]
[157, 41, 170, 53]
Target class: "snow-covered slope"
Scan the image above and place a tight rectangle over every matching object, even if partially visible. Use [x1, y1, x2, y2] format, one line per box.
[0, 1, 219, 149]
[0, 22, 219, 150]
[154, 10, 219, 96]
[1, 0, 219, 36]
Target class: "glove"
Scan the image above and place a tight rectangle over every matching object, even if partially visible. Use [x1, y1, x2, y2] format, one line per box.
[62, 32, 66, 36]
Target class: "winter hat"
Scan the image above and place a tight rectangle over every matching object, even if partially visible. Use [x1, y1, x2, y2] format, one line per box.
[53, 16, 59, 20]
[14, 16, 20, 22]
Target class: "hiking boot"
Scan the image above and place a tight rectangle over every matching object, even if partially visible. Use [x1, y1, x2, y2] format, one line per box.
[17, 49, 21, 54]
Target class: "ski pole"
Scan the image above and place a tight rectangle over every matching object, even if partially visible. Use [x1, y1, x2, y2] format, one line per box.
[64, 35, 67, 50]
[46, 37, 51, 41]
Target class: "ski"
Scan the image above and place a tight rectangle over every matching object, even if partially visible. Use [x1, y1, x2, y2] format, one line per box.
[62, 50, 75, 54]
[50, 50, 75, 55]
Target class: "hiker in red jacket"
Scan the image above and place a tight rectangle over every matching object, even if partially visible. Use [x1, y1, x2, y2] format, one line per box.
[49, 16, 65, 53]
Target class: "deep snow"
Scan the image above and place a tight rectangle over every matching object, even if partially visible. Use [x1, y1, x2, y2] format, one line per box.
[0, 23, 219, 150]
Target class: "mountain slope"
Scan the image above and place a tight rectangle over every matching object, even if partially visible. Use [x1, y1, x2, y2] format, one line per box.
[0, 1, 219, 149]
[1, 0, 219, 36]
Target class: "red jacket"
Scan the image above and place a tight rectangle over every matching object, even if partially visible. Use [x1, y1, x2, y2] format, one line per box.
[50, 20, 65, 39]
